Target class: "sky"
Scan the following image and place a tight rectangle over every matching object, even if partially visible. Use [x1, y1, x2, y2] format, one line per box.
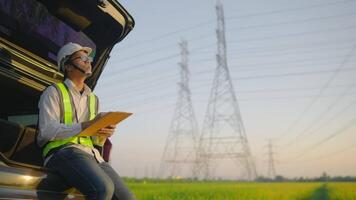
[94, 0, 356, 179]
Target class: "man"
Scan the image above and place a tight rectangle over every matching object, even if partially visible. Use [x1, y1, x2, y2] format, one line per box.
[37, 42, 136, 200]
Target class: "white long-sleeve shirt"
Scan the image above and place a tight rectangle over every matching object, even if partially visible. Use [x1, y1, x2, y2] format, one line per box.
[37, 78, 104, 165]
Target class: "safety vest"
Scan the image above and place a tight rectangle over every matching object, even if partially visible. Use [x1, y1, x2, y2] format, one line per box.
[42, 82, 98, 157]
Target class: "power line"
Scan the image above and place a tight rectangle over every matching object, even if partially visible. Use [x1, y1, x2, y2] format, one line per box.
[192, 44, 354, 64]
[103, 90, 356, 119]
[228, 25, 356, 44]
[113, 11, 356, 63]
[284, 79, 356, 147]
[100, 53, 356, 91]
[104, 25, 356, 79]
[228, 11, 356, 32]
[230, 59, 350, 71]
[306, 143, 356, 162]
[117, 0, 356, 50]
[226, 0, 356, 20]
[119, 21, 214, 50]
[232, 67, 356, 81]
[237, 92, 356, 102]
[100, 57, 355, 96]
[232, 83, 356, 94]
[100, 66, 356, 105]
[276, 44, 356, 140]
[105, 84, 356, 109]
[291, 115, 356, 160]
[100, 75, 354, 102]
[100, 61, 356, 112]
[278, 143, 356, 164]
[228, 55, 354, 68]
[101, 86, 356, 114]
[190, 25, 356, 63]
[187, 11, 356, 55]
[105, 53, 179, 77]
[193, 38, 355, 56]
[100, 54, 350, 94]
[284, 93, 356, 149]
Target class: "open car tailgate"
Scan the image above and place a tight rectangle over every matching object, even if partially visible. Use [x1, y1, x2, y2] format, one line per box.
[0, 0, 134, 115]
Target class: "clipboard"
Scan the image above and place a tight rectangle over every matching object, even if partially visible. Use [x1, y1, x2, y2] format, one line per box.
[78, 112, 132, 136]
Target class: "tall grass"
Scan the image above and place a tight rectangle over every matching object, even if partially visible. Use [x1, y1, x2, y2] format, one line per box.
[328, 182, 356, 200]
[127, 181, 322, 200]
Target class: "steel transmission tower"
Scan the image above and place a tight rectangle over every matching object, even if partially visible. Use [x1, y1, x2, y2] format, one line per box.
[266, 139, 277, 179]
[160, 40, 199, 178]
[196, 1, 257, 180]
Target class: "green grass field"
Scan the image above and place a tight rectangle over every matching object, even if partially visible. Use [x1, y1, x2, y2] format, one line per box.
[126, 181, 356, 200]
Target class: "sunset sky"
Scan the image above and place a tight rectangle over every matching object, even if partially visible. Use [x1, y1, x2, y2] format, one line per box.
[95, 0, 356, 179]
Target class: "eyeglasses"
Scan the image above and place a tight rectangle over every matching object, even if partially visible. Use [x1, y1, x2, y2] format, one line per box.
[70, 55, 93, 63]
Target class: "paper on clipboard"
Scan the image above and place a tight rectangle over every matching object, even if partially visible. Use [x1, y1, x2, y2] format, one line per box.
[78, 112, 132, 136]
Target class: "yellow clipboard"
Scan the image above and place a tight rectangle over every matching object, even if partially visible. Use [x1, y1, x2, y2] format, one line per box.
[78, 112, 132, 136]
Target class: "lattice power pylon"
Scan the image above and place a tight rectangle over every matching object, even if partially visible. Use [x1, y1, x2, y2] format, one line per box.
[267, 139, 277, 179]
[159, 40, 199, 178]
[196, 1, 257, 180]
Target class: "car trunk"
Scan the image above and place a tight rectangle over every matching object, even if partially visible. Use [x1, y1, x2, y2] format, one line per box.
[0, 0, 134, 117]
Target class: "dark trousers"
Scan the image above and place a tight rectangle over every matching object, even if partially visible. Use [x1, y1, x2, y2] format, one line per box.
[46, 147, 136, 200]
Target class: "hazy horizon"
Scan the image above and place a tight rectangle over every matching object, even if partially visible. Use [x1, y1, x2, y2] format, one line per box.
[95, 0, 356, 179]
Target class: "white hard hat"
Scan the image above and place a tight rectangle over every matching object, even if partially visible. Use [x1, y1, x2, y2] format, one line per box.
[57, 42, 92, 72]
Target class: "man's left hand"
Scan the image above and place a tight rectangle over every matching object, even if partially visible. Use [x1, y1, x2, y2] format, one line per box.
[97, 124, 116, 138]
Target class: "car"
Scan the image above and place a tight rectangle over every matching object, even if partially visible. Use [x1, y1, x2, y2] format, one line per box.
[0, 0, 134, 198]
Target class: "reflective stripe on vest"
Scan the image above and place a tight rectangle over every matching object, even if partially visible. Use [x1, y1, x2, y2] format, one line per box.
[42, 82, 97, 157]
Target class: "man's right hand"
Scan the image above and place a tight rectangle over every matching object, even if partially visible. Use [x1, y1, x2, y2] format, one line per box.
[81, 112, 107, 130]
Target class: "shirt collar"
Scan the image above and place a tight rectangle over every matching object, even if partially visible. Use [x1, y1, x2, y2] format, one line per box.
[64, 78, 92, 96]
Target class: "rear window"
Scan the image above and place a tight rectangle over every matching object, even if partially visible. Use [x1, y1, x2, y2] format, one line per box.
[0, 0, 96, 65]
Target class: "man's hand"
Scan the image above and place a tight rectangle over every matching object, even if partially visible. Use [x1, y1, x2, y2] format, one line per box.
[81, 112, 116, 138]
[96, 124, 116, 138]
[81, 112, 107, 130]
